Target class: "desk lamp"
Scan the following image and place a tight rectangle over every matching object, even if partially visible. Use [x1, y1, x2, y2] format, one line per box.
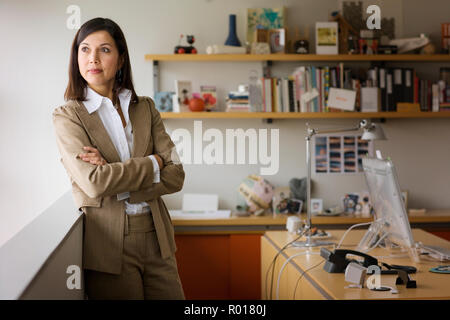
[293, 119, 387, 248]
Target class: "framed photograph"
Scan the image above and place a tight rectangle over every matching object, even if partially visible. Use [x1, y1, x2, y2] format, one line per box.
[269, 28, 286, 54]
[174, 80, 192, 112]
[200, 85, 217, 111]
[315, 22, 338, 54]
[154, 91, 175, 112]
[311, 198, 323, 215]
[247, 7, 285, 44]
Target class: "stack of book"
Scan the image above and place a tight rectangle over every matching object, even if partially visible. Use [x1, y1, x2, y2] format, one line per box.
[226, 91, 250, 112]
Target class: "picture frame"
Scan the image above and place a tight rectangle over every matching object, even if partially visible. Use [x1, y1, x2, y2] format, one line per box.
[315, 22, 339, 54]
[269, 28, 286, 54]
[311, 198, 323, 215]
[174, 80, 192, 113]
[272, 186, 303, 215]
[154, 91, 175, 112]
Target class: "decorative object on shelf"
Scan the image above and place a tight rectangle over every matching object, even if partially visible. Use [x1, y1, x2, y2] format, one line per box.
[342, 1, 395, 41]
[154, 91, 175, 112]
[268, 28, 286, 54]
[331, 11, 358, 54]
[250, 42, 270, 54]
[377, 45, 398, 54]
[206, 44, 246, 54]
[420, 42, 436, 55]
[289, 177, 307, 209]
[173, 80, 192, 112]
[174, 34, 197, 54]
[294, 39, 309, 54]
[224, 14, 241, 47]
[310, 198, 323, 215]
[272, 186, 292, 214]
[236, 175, 274, 216]
[247, 7, 285, 44]
[254, 28, 269, 43]
[315, 22, 339, 54]
[442, 23, 450, 54]
[188, 93, 205, 112]
[388, 34, 430, 54]
[200, 85, 217, 111]
[359, 30, 378, 54]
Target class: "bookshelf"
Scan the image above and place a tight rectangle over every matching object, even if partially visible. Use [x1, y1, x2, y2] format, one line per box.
[145, 54, 450, 62]
[160, 111, 450, 119]
[146, 53, 450, 119]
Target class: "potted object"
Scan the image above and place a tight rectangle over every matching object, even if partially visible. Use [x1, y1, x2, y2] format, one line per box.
[188, 93, 205, 112]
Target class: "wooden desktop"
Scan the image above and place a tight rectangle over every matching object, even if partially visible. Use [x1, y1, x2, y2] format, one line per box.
[262, 229, 450, 300]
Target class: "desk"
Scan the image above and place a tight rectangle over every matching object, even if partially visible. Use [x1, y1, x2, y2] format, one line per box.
[173, 211, 450, 299]
[261, 229, 450, 300]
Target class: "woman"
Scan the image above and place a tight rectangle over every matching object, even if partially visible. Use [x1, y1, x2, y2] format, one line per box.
[52, 17, 185, 300]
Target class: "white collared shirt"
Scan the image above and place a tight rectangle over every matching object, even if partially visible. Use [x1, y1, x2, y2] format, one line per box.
[83, 86, 160, 215]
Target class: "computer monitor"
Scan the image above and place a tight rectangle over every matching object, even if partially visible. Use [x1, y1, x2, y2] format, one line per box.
[357, 157, 420, 262]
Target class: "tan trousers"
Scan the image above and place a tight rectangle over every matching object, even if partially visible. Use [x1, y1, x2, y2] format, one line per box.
[84, 211, 185, 300]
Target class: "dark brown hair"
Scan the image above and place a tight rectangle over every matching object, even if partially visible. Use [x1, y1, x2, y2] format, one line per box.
[64, 17, 138, 104]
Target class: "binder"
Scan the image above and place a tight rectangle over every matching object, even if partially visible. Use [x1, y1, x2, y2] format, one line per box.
[379, 68, 387, 111]
[403, 68, 414, 103]
[393, 68, 403, 109]
[386, 69, 395, 111]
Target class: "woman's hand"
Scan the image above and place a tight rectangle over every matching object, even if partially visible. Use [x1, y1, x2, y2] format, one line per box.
[78, 146, 107, 165]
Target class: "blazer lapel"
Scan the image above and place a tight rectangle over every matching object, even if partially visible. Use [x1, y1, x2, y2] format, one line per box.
[73, 100, 121, 163]
[129, 97, 151, 158]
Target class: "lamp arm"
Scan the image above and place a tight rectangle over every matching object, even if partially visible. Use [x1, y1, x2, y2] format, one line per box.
[308, 126, 361, 138]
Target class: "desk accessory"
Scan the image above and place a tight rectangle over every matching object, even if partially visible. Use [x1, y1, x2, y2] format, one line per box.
[429, 266, 450, 274]
[293, 119, 386, 248]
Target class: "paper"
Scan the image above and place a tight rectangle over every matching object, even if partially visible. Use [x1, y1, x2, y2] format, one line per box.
[169, 210, 231, 219]
[327, 88, 356, 111]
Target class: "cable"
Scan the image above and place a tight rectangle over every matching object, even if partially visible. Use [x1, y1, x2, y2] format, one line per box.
[336, 221, 374, 249]
[365, 232, 388, 253]
[293, 260, 325, 300]
[276, 251, 319, 300]
[265, 229, 306, 300]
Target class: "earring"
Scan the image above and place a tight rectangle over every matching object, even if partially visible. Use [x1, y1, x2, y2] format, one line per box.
[116, 68, 123, 81]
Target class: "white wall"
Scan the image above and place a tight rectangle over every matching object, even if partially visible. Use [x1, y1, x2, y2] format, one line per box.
[1, 0, 449, 247]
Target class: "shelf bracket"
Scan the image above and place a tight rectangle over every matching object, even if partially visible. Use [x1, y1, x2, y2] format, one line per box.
[262, 118, 273, 124]
[153, 60, 159, 94]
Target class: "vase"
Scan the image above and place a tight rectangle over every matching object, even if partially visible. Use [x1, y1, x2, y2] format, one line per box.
[225, 14, 241, 47]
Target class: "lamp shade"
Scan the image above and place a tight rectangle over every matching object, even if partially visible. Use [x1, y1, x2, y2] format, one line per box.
[361, 122, 387, 140]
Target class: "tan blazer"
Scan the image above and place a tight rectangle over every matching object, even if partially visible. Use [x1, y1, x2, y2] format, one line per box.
[52, 96, 184, 275]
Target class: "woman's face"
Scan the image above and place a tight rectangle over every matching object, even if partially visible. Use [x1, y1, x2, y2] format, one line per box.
[78, 30, 123, 93]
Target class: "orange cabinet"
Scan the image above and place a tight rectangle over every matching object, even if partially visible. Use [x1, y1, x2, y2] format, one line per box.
[174, 234, 261, 300]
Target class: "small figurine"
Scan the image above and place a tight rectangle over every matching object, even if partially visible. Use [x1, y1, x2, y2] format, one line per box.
[174, 34, 197, 54]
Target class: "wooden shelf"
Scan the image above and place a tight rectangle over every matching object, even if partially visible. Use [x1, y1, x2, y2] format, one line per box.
[146, 53, 450, 62]
[160, 111, 450, 119]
